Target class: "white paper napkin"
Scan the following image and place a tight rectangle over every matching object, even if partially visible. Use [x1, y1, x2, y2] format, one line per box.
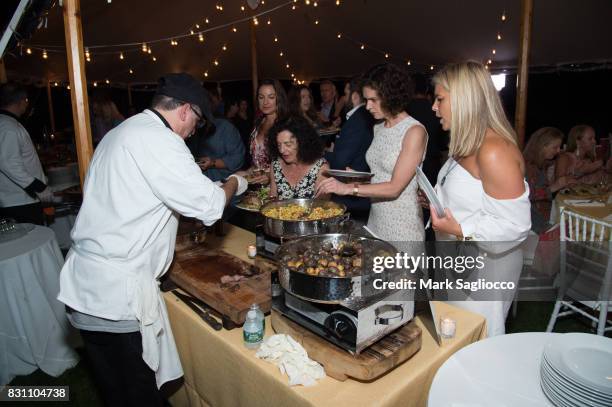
[256, 334, 326, 386]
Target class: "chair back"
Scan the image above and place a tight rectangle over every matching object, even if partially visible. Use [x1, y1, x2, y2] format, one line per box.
[559, 208, 612, 302]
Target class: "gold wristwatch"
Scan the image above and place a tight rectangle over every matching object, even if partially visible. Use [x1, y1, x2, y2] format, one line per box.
[352, 183, 359, 196]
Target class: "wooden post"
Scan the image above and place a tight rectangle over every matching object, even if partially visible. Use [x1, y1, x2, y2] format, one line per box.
[0, 59, 7, 83]
[63, 0, 93, 186]
[127, 83, 133, 108]
[46, 81, 56, 133]
[250, 22, 259, 109]
[515, 0, 533, 148]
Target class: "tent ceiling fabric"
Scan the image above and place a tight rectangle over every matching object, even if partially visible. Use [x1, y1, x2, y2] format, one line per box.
[4, 0, 612, 84]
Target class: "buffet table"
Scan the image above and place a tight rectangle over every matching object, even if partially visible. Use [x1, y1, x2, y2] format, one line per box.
[164, 225, 487, 407]
[0, 225, 79, 385]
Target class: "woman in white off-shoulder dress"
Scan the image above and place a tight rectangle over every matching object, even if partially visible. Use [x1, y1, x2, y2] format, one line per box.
[430, 61, 531, 337]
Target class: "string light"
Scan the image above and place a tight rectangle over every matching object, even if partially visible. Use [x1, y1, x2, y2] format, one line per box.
[385, 53, 389, 58]
[253, 17, 259, 25]
[337, 33, 341, 38]
[199, 33, 204, 42]
[105, 79, 110, 84]
[205, 18, 209, 24]
[26, 48, 32, 54]
[406, 60, 411, 65]
[336, 0, 340, 4]
[430, 65, 434, 70]
[286, 63, 290, 68]
[195, 24, 200, 29]
[497, 33, 502, 40]
[292, 5, 296, 10]
[501, 12, 506, 21]
[85, 48, 90, 62]
[487, 59, 492, 64]
[93, 81, 98, 87]
[360, 44, 365, 50]
[214, 59, 219, 66]
[232, 27, 237, 32]
[492, 49, 496, 55]
[129, 68, 134, 74]
[54, 81, 58, 86]
[119, 52, 124, 59]
[141, 43, 147, 52]
[314, 20, 319, 25]
[152, 56, 157, 62]
[204, 71, 209, 77]
[240, 5, 245, 11]
[274, 36, 278, 42]
[313, 1, 318, 6]
[67, 85, 70, 90]
[190, 30, 195, 35]
[267, 19, 271, 25]
[147, 48, 152, 54]
[170, 39, 178, 46]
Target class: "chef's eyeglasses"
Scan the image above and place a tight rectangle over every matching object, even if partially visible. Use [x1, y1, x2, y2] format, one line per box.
[189, 104, 205, 128]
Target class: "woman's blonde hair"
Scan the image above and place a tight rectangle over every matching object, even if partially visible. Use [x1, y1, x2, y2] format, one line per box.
[523, 127, 563, 167]
[566, 124, 593, 154]
[432, 61, 516, 158]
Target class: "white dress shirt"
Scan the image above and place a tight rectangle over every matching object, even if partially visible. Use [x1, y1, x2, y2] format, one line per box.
[58, 109, 226, 387]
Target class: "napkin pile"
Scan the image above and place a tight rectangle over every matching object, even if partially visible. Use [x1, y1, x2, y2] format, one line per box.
[255, 334, 326, 386]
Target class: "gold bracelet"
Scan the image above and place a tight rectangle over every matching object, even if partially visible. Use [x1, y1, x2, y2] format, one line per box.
[352, 183, 359, 196]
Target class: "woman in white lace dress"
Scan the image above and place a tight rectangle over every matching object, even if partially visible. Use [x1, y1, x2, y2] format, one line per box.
[316, 63, 427, 242]
[430, 61, 531, 336]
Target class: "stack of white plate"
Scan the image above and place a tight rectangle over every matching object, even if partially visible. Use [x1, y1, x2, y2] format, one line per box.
[540, 333, 612, 406]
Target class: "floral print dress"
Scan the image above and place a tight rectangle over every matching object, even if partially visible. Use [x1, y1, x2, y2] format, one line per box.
[273, 158, 325, 199]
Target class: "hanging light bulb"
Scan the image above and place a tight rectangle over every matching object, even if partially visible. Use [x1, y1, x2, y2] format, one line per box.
[129, 68, 134, 74]
[501, 12, 506, 21]
[142, 43, 147, 52]
[232, 27, 237, 32]
[492, 49, 496, 55]
[253, 17, 259, 25]
[54, 81, 58, 86]
[93, 82, 98, 87]
[105, 79, 110, 84]
[152, 56, 157, 62]
[195, 24, 200, 29]
[67, 85, 71, 90]
[336, 0, 340, 4]
[204, 71, 209, 77]
[292, 5, 296, 9]
[119, 52, 124, 60]
[267, 19, 271, 25]
[205, 18, 210, 24]
[199, 33, 204, 42]
[305, 0, 310, 4]
[279, 51, 284, 56]
[85, 48, 90, 59]
[406, 60, 411, 65]
[487, 59, 492, 64]
[214, 60, 219, 66]
[274, 36, 278, 42]
[360, 44, 365, 50]
[240, 5, 245, 11]
[497, 33, 502, 40]
[313, 1, 318, 6]
[222, 45, 227, 51]
[26, 48, 32, 55]
[286, 63, 290, 68]
[430, 65, 434, 70]
[337, 33, 342, 38]
[190, 30, 195, 35]
[385, 53, 389, 58]
[314, 20, 319, 25]
[147, 47, 152, 54]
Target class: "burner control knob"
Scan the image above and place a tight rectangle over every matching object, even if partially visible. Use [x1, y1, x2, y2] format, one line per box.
[324, 313, 356, 343]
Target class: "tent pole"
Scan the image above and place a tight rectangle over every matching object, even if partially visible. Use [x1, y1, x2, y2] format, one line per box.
[250, 22, 258, 110]
[0, 59, 7, 83]
[127, 83, 133, 109]
[63, 0, 93, 187]
[46, 80, 56, 133]
[515, 0, 533, 148]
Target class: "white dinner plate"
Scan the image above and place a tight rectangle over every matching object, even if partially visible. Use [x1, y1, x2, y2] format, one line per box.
[542, 355, 612, 402]
[325, 169, 374, 180]
[544, 333, 612, 395]
[541, 364, 605, 406]
[415, 166, 445, 218]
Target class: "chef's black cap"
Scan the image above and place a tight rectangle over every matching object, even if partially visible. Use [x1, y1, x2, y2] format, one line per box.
[155, 73, 214, 124]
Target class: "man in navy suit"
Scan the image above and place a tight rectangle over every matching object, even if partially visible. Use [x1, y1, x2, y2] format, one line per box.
[324, 77, 375, 222]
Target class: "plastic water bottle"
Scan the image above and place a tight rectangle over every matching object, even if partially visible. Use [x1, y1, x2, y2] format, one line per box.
[249, 303, 265, 330]
[243, 308, 264, 349]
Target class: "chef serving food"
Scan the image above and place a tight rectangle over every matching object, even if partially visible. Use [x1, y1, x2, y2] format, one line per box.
[58, 73, 247, 406]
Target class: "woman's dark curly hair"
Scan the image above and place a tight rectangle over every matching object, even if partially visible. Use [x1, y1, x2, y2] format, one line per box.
[361, 63, 414, 117]
[267, 115, 324, 164]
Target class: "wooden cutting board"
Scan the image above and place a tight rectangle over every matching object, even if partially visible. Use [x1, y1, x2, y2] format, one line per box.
[169, 247, 271, 326]
[271, 310, 422, 381]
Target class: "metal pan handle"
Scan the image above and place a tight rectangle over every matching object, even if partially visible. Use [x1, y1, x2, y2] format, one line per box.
[374, 304, 403, 325]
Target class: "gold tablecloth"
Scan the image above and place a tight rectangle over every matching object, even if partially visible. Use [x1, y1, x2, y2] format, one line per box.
[553, 189, 612, 224]
[164, 225, 487, 407]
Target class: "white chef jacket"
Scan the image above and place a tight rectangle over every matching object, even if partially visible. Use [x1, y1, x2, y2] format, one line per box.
[58, 109, 226, 387]
[0, 112, 46, 207]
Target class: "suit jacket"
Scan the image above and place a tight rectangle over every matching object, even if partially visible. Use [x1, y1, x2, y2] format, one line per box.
[324, 105, 374, 217]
